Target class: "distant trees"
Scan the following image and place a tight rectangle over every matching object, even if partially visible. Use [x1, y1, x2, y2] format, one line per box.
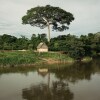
[49, 32, 100, 59]
[0, 32, 100, 59]
[0, 33, 47, 50]
[30, 33, 48, 49]
[0, 34, 17, 50]
[16, 35, 29, 50]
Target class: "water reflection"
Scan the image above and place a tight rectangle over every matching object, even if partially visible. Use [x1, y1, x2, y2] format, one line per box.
[37, 68, 48, 77]
[22, 58, 100, 100]
[22, 81, 73, 100]
[51, 59, 100, 83]
[0, 66, 36, 76]
[0, 58, 100, 100]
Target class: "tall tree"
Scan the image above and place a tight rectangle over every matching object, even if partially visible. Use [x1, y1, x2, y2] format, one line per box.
[22, 5, 74, 42]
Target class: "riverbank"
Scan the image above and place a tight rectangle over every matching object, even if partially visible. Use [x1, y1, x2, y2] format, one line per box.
[0, 51, 92, 67]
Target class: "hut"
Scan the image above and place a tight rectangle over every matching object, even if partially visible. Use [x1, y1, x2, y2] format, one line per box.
[37, 68, 48, 77]
[37, 42, 48, 52]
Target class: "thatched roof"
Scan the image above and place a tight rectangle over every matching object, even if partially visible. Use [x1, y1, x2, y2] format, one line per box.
[37, 42, 48, 49]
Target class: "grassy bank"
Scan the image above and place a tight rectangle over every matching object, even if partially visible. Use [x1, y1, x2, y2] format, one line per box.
[81, 57, 92, 62]
[0, 51, 74, 67]
[0, 51, 39, 67]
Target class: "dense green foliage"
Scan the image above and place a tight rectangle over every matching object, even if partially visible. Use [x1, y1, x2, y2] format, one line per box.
[0, 51, 73, 66]
[0, 32, 100, 59]
[22, 5, 74, 42]
[49, 32, 100, 59]
[0, 51, 40, 66]
[0, 34, 48, 50]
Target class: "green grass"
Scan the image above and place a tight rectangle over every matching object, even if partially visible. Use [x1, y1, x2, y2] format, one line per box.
[0, 51, 74, 67]
[39, 52, 74, 61]
[0, 51, 40, 66]
[81, 56, 92, 62]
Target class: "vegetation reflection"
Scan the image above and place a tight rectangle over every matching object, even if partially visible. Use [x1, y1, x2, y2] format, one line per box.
[51, 58, 100, 83]
[22, 81, 74, 100]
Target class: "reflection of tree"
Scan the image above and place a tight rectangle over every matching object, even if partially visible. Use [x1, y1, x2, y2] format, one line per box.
[22, 81, 74, 100]
[52, 81, 73, 100]
[0, 66, 36, 76]
[51, 60, 100, 83]
[23, 84, 51, 100]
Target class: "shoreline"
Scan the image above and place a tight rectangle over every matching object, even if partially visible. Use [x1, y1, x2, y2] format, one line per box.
[0, 50, 95, 68]
[0, 57, 92, 68]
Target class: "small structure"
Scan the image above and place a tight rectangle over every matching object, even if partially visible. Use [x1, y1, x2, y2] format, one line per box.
[37, 68, 48, 77]
[37, 42, 48, 52]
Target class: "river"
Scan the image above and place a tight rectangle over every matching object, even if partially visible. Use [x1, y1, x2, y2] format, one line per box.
[0, 58, 100, 100]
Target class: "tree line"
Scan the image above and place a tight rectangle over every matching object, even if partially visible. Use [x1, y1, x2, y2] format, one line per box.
[0, 32, 100, 59]
[50, 32, 100, 59]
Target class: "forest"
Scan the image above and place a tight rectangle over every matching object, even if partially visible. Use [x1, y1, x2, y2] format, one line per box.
[0, 32, 100, 59]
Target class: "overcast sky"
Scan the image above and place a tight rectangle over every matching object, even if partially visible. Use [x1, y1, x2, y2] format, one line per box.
[0, 0, 100, 38]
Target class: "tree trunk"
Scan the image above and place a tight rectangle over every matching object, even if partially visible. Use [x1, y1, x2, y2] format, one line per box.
[48, 72, 50, 89]
[47, 24, 50, 42]
[42, 17, 51, 42]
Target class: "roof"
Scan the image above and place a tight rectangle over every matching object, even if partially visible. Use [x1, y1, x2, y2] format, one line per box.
[37, 42, 48, 49]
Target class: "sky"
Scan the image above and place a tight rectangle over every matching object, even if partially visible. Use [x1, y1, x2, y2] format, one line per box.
[0, 0, 100, 38]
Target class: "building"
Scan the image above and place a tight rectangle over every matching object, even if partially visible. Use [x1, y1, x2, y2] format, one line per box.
[37, 42, 48, 52]
[37, 68, 48, 77]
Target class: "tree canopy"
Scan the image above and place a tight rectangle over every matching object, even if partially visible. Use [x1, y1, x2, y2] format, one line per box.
[0, 32, 99, 59]
[22, 5, 74, 42]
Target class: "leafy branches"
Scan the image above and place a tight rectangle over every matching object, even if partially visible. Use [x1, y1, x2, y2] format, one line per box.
[22, 5, 74, 42]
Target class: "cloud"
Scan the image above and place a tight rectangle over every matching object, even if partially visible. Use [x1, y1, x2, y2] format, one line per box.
[0, 0, 100, 38]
